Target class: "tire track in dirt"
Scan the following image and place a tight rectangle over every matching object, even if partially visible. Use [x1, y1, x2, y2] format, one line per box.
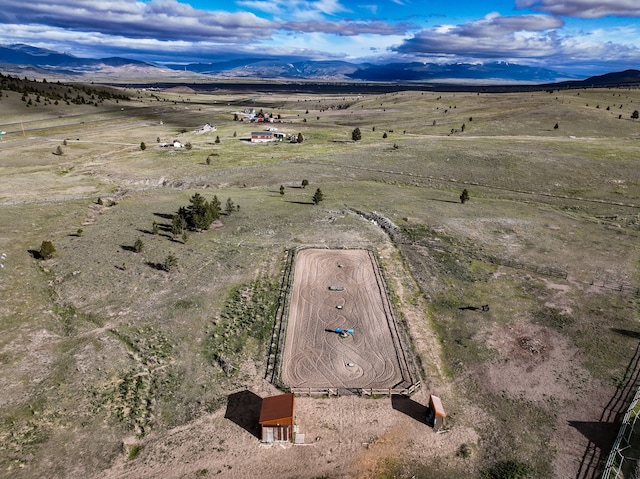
[282, 248, 411, 390]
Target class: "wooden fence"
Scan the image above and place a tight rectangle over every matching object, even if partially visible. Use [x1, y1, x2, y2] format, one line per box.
[264, 248, 296, 386]
[290, 382, 421, 398]
[267, 245, 422, 395]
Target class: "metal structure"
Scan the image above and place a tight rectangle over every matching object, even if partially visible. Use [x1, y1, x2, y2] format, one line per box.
[602, 385, 640, 478]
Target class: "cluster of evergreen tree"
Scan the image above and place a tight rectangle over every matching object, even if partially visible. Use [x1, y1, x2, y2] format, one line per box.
[173, 192, 221, 234]
[0, 73, 129, 105]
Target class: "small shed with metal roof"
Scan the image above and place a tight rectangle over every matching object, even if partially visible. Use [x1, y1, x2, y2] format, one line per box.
[259, 393, 295, 442]
[428, 394, 446, 431]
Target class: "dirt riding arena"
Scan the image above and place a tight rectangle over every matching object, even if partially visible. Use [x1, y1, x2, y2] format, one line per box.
[281, 248, 414, 392]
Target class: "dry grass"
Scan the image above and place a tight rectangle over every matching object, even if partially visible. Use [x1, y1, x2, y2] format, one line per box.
[0, 79, 639, 478]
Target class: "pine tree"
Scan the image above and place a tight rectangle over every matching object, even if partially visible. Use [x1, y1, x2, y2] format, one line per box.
[208, 196, 221, 222]
[186, 192, 213, 230]
[133, 238, 144, 253]
[225, 198, 235, 215]
[460, 189, 470, 204]
[312, 188, 324, 205]
[171, 214, 187, 237]
[352, 127, 361, 141]
[163, 254, 178, 272]
[39, 240, 56, 259]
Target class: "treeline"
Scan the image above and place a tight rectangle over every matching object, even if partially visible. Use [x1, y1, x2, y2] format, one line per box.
[0, 73, 129, 106]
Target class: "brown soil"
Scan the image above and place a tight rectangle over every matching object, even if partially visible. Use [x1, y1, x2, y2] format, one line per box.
[92, 383, 477, 479]
[93, 248, 624, 479]
[475, 309, 618, 478]
[92, 247, 472, 479]
[282, 248, 412, 390]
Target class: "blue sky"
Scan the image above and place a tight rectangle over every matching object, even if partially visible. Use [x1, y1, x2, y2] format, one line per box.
[0, 0, 639, 75]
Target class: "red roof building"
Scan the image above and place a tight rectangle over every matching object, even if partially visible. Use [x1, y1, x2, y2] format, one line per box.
[259, 393, 295, 442]
[251, 131, 276, 142]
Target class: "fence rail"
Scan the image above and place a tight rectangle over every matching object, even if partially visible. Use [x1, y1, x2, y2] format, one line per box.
[264, 248, 296, 386]
[602, 385, 640, 478]
[290, 382, 421, 398]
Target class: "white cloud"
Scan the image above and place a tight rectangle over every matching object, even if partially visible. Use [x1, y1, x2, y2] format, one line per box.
[516, 0, 640, 19]
[0, 0, 274, 42]
[0, 22, 270, 61]
[265, 30, 406, 59]
[281, 20, 408, 35]
[396, 13, 564, 57]
[394, 11, 640, 73]
[237, 0, 349, 20]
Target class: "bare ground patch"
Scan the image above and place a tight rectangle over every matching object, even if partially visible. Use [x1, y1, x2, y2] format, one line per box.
[91, 386, 478, 479]
[282, 248, 414, 391]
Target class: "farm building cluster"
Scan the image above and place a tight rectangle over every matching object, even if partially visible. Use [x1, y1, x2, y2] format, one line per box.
[233, 109, 298, 143]
[238, 108, 281, 123]
[250, 130, 293, 143]
[158, 123, 217, 148]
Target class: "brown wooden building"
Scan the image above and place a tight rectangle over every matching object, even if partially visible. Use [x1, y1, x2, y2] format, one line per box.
[259, 393, 295, 442]
[428, 394, 446, 431]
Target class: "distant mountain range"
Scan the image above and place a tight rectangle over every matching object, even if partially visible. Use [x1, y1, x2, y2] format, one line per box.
[1, 43, 639, 87]
[0, 44, 182, 79]
[178, 58, 575, 83]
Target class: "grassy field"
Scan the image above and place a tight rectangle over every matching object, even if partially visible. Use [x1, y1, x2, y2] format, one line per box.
[0, 78, 639, 478]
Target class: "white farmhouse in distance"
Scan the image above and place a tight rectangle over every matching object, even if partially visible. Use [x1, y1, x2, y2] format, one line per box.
[159, 140, 183, 148]
[251, 131, 276, 143]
